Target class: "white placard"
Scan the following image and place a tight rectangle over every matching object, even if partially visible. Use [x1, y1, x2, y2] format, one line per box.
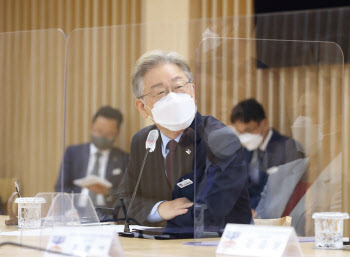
[44, 226, 123, 257]
[216, 224, 302, 257]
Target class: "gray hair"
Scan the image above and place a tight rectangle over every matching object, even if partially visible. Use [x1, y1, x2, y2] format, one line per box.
[131, 50, 193, 98]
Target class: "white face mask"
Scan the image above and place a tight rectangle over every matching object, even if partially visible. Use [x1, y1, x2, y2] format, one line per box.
[239, 133, 264, 151]
[145, 92, 196, 131]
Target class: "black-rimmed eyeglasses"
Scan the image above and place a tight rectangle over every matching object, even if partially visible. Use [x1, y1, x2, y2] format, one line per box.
[139, 79, 192, 101]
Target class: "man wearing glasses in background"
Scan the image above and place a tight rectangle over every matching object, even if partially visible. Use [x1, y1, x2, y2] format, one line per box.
[116, 50, 251, 232]
[230, 99, 305, 218]
[55, 106, 129, 207]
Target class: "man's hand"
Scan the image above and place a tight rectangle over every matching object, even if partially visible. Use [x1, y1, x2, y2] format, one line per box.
[251, 209, 257, 218]
[86, 184, 109, 195]
[158, 197, 193, 220]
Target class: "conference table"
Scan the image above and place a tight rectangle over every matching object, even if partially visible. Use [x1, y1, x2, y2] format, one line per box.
[1, 216, 350, 256]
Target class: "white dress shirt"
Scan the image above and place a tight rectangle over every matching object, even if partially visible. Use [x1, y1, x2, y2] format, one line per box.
[147, 132, 183, 223]
[249, 128, 273, 164]
[259, 128, 273, 151]
[249, 129, 273, 184]
[81, 143, 110, 206]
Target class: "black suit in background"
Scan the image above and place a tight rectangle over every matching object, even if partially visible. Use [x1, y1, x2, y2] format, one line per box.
[245, 129, 305, 209]
[55, 143, 129, 207]
[116, 112, 252, 230]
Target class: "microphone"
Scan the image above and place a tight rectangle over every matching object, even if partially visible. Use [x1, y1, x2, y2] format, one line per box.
[146, 129, 159, 152]
[120, 129, 159, 236]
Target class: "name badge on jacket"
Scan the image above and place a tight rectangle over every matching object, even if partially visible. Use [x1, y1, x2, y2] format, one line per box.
[177, 179, 193, 188]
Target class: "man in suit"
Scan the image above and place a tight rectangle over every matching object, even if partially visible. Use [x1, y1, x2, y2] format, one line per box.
[230, 98, 304, 216]
[55, 106, 128, 207]
[116, 50, 251, 232]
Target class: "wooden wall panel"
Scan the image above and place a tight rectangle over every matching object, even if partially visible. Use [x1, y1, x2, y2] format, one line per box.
[64, 25, 142, 153]
[0, 0, 142, 35]
[0, 30, 66, 198]
[0, 0, 142, 200]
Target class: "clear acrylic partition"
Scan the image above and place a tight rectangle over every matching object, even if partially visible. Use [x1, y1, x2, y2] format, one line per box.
[62, 26, 144, 226]
[63, 24, 201, 240]
[61, 8, 348, 243]
[63, 24, 198, 233]
[194, 37, 344, 238]
[0, 29, 66, 248]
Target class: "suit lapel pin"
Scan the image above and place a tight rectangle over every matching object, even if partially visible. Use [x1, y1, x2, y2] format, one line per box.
[186, 149, 191, 155]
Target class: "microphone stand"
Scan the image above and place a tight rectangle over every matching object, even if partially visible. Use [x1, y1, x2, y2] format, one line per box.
[122, 148, 150, 234]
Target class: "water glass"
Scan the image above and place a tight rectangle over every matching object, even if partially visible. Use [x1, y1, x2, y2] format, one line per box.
[312, 212, 349, 249]
[15, 197, 46, 228]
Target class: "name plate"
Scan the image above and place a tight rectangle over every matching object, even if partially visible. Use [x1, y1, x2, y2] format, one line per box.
[216, 224, 302, 257]
[45, 226, 123, 257]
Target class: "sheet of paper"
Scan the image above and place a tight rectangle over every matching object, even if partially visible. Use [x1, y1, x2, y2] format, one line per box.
[73, 175, 112, 188]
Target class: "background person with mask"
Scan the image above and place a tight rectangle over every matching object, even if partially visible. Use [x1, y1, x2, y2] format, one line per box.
[230, 98, 304, 215]
[55, 106, 129, 207]
[117, 50, 251, 230]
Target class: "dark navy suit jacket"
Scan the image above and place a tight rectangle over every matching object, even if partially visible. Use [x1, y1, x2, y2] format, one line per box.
[117, 112, 252, 230]
[55, 143, 128, 206]
[245, 129, 304, 209]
